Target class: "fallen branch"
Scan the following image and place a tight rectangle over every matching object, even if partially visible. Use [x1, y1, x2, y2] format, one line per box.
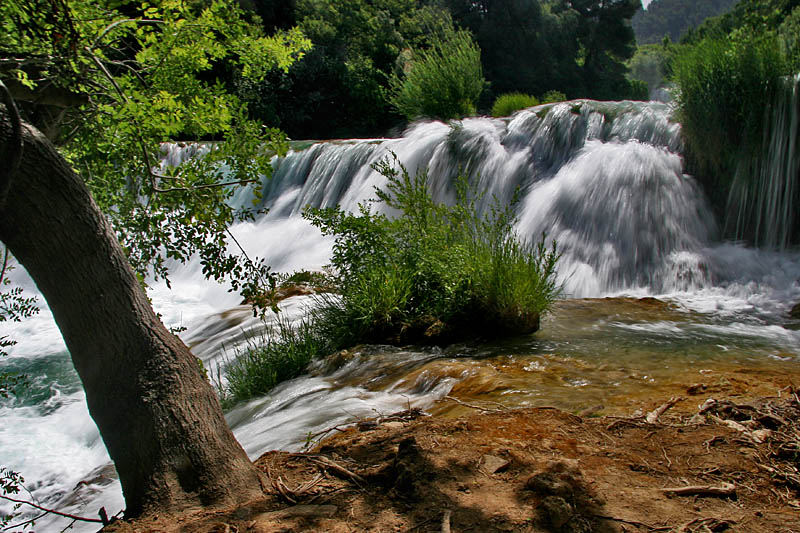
[646, 397, 681, 424]
[310, 456, 365, 484]
[678, 517, 736, 532]
[661, 483, 736, 497]
[442, 396, 503, 413]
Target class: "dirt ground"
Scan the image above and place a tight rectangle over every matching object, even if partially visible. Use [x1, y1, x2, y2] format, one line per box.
[107, 366, 800, 533]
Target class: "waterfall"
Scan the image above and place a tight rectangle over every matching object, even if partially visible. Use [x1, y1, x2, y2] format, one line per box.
[727, 73, 800, 249]
[208, 100, 715, 296]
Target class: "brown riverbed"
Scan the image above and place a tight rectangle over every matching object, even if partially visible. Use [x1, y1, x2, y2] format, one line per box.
[108, 363, 800, 533]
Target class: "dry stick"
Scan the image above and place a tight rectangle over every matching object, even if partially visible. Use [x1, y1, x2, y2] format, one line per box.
[0, 495, 104, 524]
[310, 456, 365, 484]
[442, 395, 501, 412]
[441, 509, 452, 533]
[593, 514, 671, 531]
[645, 396, 682, 424]
[661, 482, 736, 497]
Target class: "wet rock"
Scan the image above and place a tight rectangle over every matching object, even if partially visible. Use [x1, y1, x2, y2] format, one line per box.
[687, 383, 708, 395]
[791, 302, 800, 319]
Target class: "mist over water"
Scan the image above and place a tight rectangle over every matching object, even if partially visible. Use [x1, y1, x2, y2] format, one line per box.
[1, 100, 799, 531]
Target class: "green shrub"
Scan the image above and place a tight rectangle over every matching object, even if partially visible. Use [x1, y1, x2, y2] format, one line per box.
[390, 30, 486, 120]
[305, 155, 561, 346]
[491, 93, 539, 117]
[539, 90, 567, 104]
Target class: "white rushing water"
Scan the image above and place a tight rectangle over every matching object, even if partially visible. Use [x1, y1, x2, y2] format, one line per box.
[1, 100, 799, 530]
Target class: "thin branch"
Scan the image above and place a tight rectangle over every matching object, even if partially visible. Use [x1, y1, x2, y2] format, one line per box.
[151, 178, 259, 194]
[0, 79, 23, 209]
[0, 495, 103, 524]
[90, 18, 163, 50]
[2, 511, 47, 531]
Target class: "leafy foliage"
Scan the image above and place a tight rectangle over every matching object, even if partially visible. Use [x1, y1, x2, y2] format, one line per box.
[389, 28, 485, 120]
[239, 1, 449, 138]
[1, 0, 311, 305]
[442, 0, 643, 102]
[491, 93, 540, 117]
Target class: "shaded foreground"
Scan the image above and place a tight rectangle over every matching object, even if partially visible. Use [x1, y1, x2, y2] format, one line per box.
[106, 366, 800, 533]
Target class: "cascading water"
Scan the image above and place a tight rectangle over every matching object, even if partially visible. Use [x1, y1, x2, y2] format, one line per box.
[727, 73, 800, 249]
[1, 100, 799, 531]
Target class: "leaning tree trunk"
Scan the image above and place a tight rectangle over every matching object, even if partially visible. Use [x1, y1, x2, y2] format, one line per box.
[0, 110, 265, 516]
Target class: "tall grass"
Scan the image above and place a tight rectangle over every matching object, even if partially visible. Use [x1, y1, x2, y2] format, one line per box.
[217, 319, 331, 408]
[672, 34, 791, 202]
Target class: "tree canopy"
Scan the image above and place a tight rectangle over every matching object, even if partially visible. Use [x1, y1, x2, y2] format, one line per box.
[632, 0, 738, 45]
[1, 0, 311, 303]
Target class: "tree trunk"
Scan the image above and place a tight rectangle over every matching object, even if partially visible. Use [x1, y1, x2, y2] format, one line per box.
[0, 110, 265, 517]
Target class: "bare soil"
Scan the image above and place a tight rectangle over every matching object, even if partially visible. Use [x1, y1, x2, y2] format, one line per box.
[106, 366, 800, 533]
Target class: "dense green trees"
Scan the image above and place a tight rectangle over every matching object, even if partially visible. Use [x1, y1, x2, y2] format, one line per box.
[433, 0, 643, 102]
[240, 0, 645, 138]
[632, 0, 737, 44]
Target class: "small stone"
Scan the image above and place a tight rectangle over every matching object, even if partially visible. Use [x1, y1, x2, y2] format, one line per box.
[481, 454, 510, 474]
[750, 429, 772, 443]
[686, 383, 707, 395]
[382, 421, 404, 430]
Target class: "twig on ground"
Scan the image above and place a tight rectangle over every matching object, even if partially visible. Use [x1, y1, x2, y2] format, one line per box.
[661, 483, 736, 497]
[594, 514, 671, 531]
[646, 397, 682, 424]
[309, 456, 365, 485]
[442, 395, 504, 412]
[441, 509, 451, 533]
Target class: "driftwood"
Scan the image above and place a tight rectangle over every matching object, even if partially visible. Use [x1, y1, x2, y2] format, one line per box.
[645, 396, 681, 424]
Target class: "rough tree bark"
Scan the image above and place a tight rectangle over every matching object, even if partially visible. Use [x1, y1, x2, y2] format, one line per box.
[0, 107, 266, 517]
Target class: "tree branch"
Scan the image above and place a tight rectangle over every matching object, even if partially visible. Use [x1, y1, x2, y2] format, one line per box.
[0, 80, 23, 209]
[0, 495, 104, 524]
